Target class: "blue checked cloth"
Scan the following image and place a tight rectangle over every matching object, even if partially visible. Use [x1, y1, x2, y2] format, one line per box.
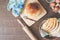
[7, 0, 25, 17]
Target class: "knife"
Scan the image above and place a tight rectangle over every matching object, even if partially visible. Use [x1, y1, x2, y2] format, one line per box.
[17, 19, 37, 40]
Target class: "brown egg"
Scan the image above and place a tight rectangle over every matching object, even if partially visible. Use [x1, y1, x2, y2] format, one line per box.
[50, 2, 56, 7]
[56, 0, 60, 3]
[53, 6, 59, 12]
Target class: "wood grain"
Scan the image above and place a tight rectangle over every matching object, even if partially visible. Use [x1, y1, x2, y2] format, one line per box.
[0, 0, 60, 40]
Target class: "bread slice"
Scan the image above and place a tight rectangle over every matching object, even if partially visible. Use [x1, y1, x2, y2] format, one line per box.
[20, 0, 47, 26]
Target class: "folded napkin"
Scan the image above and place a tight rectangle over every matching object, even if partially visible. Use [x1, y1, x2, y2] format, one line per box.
[7, 0, 25, 17]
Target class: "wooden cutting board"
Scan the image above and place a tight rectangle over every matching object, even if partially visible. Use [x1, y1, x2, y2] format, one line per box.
[20, 0, 47, 26]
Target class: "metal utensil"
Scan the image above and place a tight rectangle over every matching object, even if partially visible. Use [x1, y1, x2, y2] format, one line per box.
[17, 19, 37, 40]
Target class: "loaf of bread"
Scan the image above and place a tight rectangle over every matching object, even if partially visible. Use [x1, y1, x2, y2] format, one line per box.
[41, 18, 60, 37]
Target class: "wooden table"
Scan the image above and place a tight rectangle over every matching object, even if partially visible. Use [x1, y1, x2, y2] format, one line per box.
[0, 0, 60, 40]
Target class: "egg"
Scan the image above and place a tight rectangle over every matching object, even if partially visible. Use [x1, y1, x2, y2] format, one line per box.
[50, 2, 56, 7]
[53, 6, 59, 12]
[56, 0, 60, 3]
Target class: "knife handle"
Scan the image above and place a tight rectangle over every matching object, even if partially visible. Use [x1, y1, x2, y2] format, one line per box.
[17, 19, 37, 40]
[22, 26, 37, 40]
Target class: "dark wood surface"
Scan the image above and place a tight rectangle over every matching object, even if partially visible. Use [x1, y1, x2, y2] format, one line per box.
[0, 0, 60, 40]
